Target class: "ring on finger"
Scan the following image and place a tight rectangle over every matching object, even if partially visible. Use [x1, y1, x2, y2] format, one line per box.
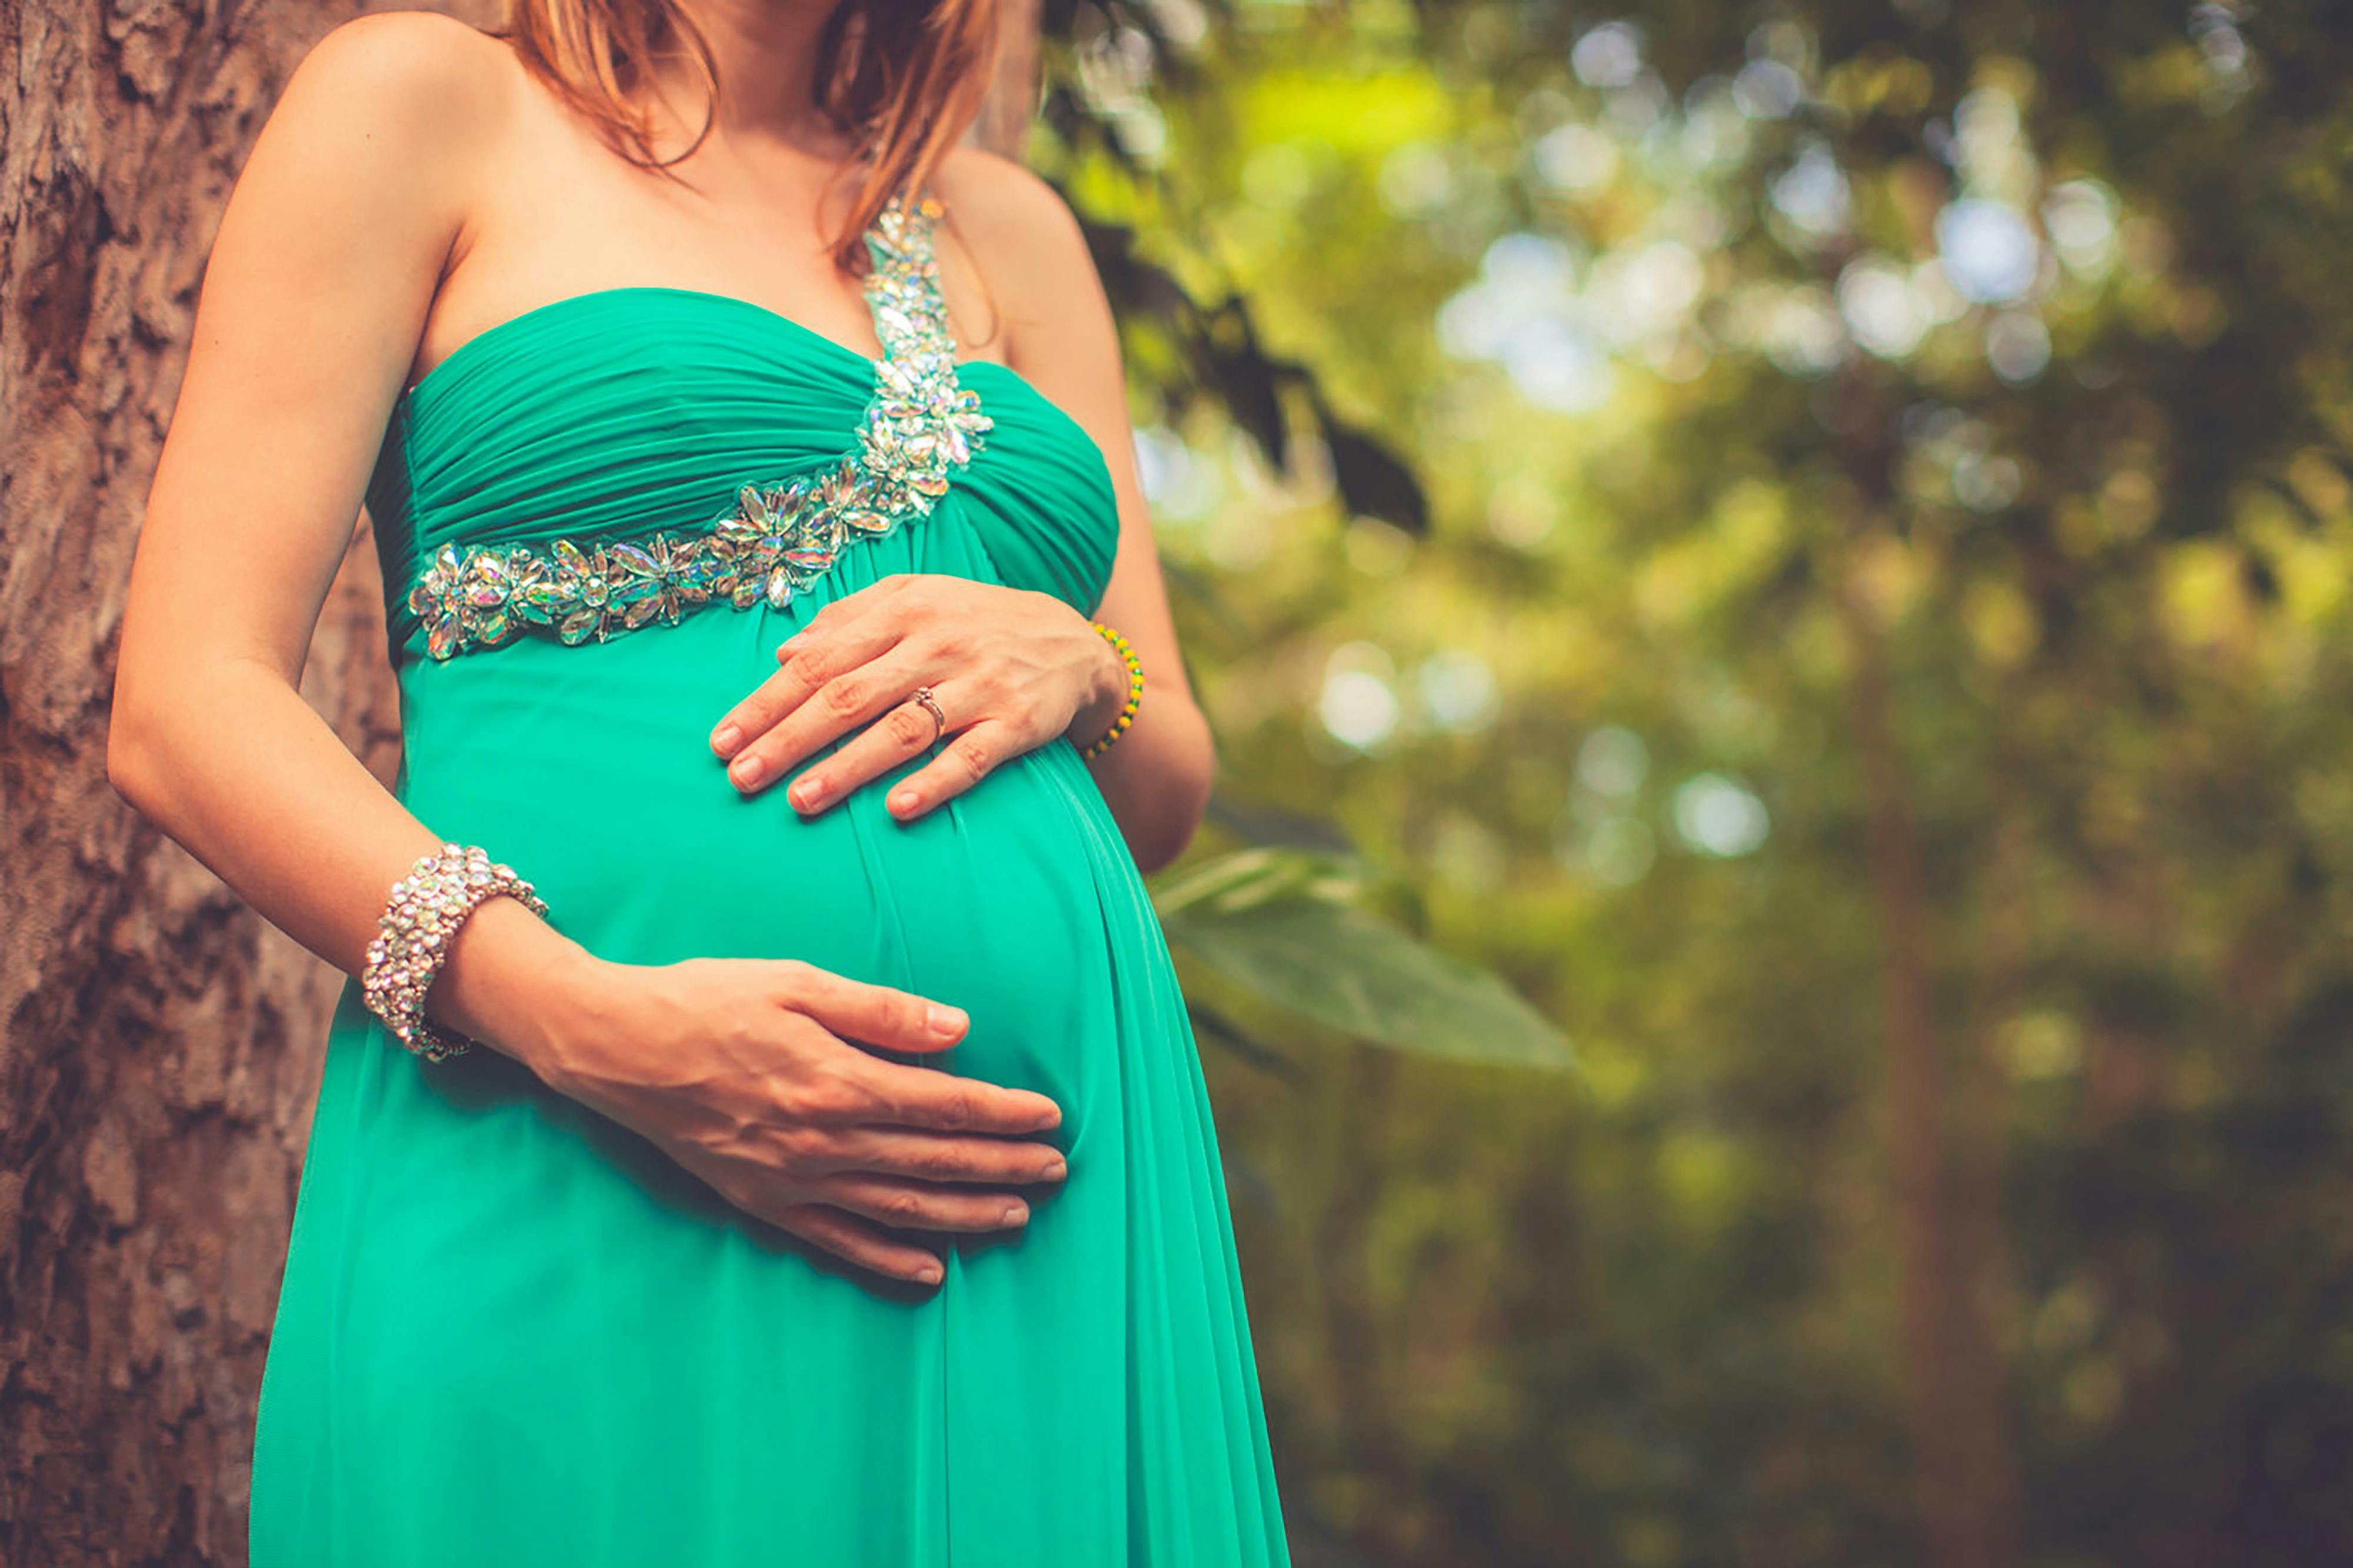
[910, 685, 948, 746]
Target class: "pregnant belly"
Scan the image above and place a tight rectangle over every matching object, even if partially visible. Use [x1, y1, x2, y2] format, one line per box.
[391, 614, 1120, 1115]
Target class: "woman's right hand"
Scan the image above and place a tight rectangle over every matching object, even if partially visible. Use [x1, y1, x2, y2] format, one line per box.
[522, 953, 1068, 1287]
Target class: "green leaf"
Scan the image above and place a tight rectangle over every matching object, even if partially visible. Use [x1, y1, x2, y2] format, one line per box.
[1162, 891, 1574, 1072]
[1188, 1001, 1307, 1083]
[1150, 843, 1374, 919]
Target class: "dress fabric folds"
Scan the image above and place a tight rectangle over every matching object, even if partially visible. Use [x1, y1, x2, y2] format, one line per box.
[246, 241, 1291, 1566]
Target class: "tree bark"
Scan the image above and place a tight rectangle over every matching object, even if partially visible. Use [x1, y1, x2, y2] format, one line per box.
[1834, 535, 2024, 1568]
[2, 0, 1046, 1558]
[0, 0, 427, 1557]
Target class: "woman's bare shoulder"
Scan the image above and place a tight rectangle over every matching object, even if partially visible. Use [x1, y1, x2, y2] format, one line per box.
[932, 148, 1086, 241]
[929, 148, 1108, 347]
[181, 9, 524, 461]
[273, 9, 519, 159]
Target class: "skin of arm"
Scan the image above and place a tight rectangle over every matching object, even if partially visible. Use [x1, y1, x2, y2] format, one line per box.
[901, 148, 1221, 872]
[106, 14, 1069, 1286]
[106, 12, 594, 1057]
[705, 148, 1218, 876]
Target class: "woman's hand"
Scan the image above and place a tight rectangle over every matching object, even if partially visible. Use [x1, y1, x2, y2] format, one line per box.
[707, 574, 1126, 821]
[531, 953, 1069, 1287]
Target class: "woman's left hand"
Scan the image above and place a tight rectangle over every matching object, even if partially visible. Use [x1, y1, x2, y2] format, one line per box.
[708, 573, 1123, 820]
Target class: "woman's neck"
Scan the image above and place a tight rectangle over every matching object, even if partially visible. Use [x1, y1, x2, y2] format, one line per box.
[641, 0, 856, 161]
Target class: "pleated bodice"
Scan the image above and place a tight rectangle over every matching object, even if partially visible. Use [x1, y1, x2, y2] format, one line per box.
[365, 285, 1121, 667]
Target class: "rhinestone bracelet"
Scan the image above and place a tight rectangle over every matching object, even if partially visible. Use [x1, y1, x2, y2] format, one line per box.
[1079, 621, 1144, 760]
[361, 843, 549, 1062]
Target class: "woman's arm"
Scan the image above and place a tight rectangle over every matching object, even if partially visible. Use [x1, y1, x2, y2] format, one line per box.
[108, 15, 1066, 1287]
[939, 159, 1218, 869]
[106, 12, 585, 1052]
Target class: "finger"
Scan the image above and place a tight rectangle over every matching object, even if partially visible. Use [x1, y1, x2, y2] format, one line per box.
[772, 1201, 947, 1285]
[817, 1174, 1036, 1233]
[848, 1055, 1065, 1136]
[825, 1126, 1071, 1187]
[772, 961, 974, 1057]
[882, 721, 1024, 821]
[708, 605, 906, 765]
[785, 680, 969, 817]
[728, 645, 947, 800]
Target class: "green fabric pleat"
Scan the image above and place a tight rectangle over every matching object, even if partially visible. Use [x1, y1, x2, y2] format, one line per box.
[248, 289, 1291, 1567]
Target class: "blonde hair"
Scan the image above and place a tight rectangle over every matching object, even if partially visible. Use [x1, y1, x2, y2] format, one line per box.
[489, 0, 1001, 272]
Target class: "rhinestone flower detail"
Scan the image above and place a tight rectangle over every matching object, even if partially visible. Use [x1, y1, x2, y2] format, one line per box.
[405, 192, 994, 662]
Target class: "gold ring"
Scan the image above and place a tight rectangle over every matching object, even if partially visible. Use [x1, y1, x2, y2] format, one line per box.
[911, 685, 947, 744]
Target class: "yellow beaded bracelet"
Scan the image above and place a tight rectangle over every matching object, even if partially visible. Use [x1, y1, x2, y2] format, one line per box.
[1081, 621, 1144, 759]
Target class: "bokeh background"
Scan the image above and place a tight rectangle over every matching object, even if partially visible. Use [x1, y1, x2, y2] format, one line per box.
[6, 0, 2352, 1563]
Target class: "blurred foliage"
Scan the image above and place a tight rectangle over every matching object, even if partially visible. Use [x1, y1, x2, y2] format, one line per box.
[1159, 845, 1575, 1068]
[1032, 0, 2353, 1563]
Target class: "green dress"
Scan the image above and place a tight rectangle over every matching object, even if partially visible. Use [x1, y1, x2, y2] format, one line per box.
[248, 194, 1291, 1566]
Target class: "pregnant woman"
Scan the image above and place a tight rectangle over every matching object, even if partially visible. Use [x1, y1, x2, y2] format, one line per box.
[105, 1, 1288, 1562]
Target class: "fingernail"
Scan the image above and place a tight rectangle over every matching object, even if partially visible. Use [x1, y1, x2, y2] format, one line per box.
[1002, 1202, 1029, 1226]
[711, 723, 742, 756]
[731, 755, 765, 788]
[1042, 1157, 1068, 1181]
[789, 778, 822, 810]
[888, 789, 918, 815]
[927, 1004, 967, 1036]
[916, 1262, 943, 1284]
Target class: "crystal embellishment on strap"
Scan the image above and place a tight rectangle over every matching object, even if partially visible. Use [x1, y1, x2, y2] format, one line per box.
[404, 192, 993, 662]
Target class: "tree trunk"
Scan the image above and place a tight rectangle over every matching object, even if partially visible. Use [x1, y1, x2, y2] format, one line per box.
[0, 0, 423, 1557]
[1834, 538, 2024, 1568]
[1, 0, 1045, 1560]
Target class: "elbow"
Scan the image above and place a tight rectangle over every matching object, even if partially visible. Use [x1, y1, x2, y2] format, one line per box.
[105, 715, 145, 815]
[105, 678, 160, 818]
[1132, 816, 1201, 878]
[1129, 718, 1216, 876]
